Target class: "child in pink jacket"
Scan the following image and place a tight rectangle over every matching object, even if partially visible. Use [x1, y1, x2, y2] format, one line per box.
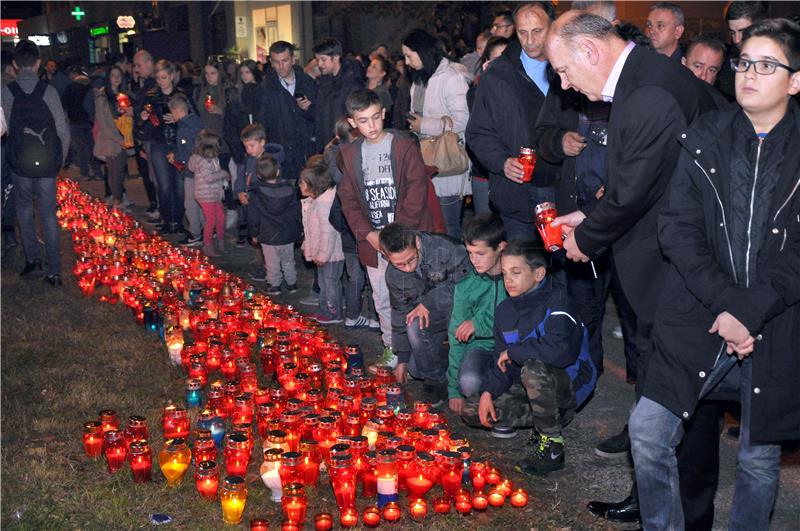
[299, 157, 344, 324]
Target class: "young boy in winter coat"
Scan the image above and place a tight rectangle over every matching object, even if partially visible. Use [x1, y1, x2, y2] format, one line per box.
[446, 213, 508, 416]
[473, 241, 596, 476]
[630, 19, 800, 529]
[247, 154, 301, 295]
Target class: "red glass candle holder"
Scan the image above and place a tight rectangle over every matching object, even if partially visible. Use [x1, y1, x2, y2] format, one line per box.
[104, 429, 127, 473]
[409, 498, 428, 521]
[469, 460, 486, 491]
[382, 501, 401, 522]
[99, 409, 120, 433]
[314, 512, 334, 531]
[510, 488, 529, 508]
[128, 441, 153, 483]
[195, 460, 220, 500]
[250, 518, 269, 531]
[224, 432, 250, 477]
[472, 491, 489, 511]
[455, 491, 472, 515]
[83, 420, 103, 457]
[281, 483, 308, 526]
[162, 404, 190, 439]
[488, 488, 506, 507]
[330, 454, 357, 514]
[433, 495, 452, 514]
[535, 202, 563, 252]
[406, 452, 435, 500]
[519, 146, 537, 182]
[339, 507, 359, 528]
[362, 505, 381, 528]
[279, 451, 301, 486]
[124, 415, 149, 450]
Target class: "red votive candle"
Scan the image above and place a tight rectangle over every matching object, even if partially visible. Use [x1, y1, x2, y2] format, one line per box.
[83, 420, 103, 457]
[362, 505, 381, 527]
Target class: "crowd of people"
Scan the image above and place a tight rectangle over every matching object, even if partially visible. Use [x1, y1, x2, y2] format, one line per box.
[2, 1, 799, 529]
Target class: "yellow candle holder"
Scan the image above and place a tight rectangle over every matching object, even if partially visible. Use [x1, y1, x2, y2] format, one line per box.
[221, 476, 248, 524]
[158, 438, 191, 487]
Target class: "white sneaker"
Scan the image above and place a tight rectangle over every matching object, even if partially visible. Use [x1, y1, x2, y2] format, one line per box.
[368, 346, 397, 374]
[345, 315, 370, 329]
[299, 293, 319, 306]
[366, 319, 380, 331]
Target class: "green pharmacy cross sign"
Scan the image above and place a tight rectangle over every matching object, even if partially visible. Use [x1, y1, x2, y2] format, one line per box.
[71, 6, 86, 21]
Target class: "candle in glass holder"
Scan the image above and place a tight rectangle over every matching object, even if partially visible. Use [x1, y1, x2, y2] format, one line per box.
[433, 496, 452, 514]
[83, 420, 104, 457]
[260, 447, 284, 502]
[123, 415, 149, 450]
[498, 478, 514, 497]
[488, 488, 506, 507]
[340, 507, 358, 528]
[455, 492, 472, 515]
[382, 501, 401, 522]
[314, 512, 334, 531]
[104, 430, 127, 473]
[298, 439, 321, 486]
[249, 518, 269, 531]
[185, 378, 204, 408]
[224, 432, 250, 477]
[99, 409, 120, 433]
[281, 483, 308, 526]
[330, 454, 357, 514]
[195, 460, 220, 500]
[220, 476, 248, 525]
[158, 438, 192, 486]
[510, 488, 529, 508]
[279, 451, 301, 486]
[128, 440, 152, 483]
[409, 498, 428, 521]
[376, 448, 398, 508]
[197, 408, 226, 448]
[162, 404, 190, 439]
[486, 466, 502, 486]
[472, 491, 489, 511]
[469, 460, 486, 491]
[406, 452, 435, 500]
[439, 451, 464, 498]
[362, 505, 381, 527]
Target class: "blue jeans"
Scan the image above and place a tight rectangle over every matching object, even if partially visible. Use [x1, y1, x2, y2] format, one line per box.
[150, 143, 183, 227]
[458, 347, 494, 397]
[318, 260, 344, 320]
[471, 177, 491, 215]
[406, 314, 450, 383]
[344, 252, 367, 320]
[13, 175, 60, 275]
[630, 359, 780, 530]
[438, 195, 463, 239]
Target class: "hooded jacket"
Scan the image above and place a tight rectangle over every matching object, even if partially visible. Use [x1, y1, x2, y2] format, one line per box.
[247, 178, 302, 246]
[314, 58, 364, 152]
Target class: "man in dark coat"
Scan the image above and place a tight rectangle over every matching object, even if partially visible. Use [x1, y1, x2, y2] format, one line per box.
[313, 38, 364, 153]
[465, 2, 559, 240]
[630, 19, 800, 529]
[544, 10, 714, 523]
[258, 41, 317, 182]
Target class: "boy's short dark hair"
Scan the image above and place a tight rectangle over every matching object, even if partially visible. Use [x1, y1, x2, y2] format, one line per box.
[725, 1, 767, 22]
[379, 223, 418, 254]
[313, 38, 343, 58]
[346, 89, 383, 116]
[502, 240, 548, 270]
[13, 39, 40, 69]
[256, 154, 279, 182]
[743, 18, 800, 70]
[241, 123, 267, 142]
[334, 116, 355, 142]
[269, 40, 295, 56]
[300, 158, 333, 197]
[463, 213, 507, 250]
[168, 93, 190, 113]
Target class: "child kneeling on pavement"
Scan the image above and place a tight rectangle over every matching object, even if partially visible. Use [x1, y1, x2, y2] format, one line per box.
[380, 222, 472, 406]
[470, 240, 597, 476]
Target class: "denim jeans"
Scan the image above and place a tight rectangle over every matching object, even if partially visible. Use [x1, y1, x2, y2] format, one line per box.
[406, 313, 450, 383]
[150, 142, 183, 227]
[438, 195, 463, 239]
[344, 252, 367, 320]
[366, 255, 392, 347]
[630, 359, 780, 531]
[318, 260, 344, 320]
[470, 177, 491, 215]
[136, 143, 158, 208]
[13, 175, 60, 275]
[458, 347, 495, 397]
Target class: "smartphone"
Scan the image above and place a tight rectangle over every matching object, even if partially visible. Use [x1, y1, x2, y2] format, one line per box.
[295, 92, 306, 100]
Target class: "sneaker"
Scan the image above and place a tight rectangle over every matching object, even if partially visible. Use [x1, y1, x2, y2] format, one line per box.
[146, 209, 161, 220]
[249, 270, 268, 282]
[308, 314, 344, 325]
[299, 293, 319, 306]
[44, 274, 63, 286]
[265, 284, 282, 295]
[594, 425, 630, 458]
[367, 318, 381, 331]
[612, 324, 624, 340]
[345, 315, 370, 329]
[286, 284, 299, 294]
[236, 236, 248, 248]
[368, 346, 397, 374]
[179, 234, 203, 247]
[515, 434, 565, 476]
[159, 224, 174, 235]
[20, 260, 43, 279]
[421, 381, 448, 408]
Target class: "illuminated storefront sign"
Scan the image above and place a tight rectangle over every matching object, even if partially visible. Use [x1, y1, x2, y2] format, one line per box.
[0, 19, 22, 38]
[29, 35, 51, 46]
[90, 25, 109, 37]
[116, 16, 136, 29]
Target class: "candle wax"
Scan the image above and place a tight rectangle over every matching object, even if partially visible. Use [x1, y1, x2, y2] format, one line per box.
[161, 460, 189, 485]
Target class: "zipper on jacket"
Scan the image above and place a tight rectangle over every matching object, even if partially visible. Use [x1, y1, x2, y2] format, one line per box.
[744, 136, 764, 287]
[693, 159, 738, 284]
[772, 175, 800, 223]
[780, 228, 788, 252]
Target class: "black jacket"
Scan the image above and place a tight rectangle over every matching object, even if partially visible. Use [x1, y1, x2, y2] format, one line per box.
[465, 40, 560, 222]
[135, 86, 194, 146]
[61, 76, 92, 126]
[314, 58, 364, 153]
[223, 83, 261, 164]
[247, 180, 302, 246]
[386, 232, 471, 364]
[646, 102, 800, 444]
[481, 277, 596, 408]
[258, 67, 318, 181]
[572, 45, 714, 323]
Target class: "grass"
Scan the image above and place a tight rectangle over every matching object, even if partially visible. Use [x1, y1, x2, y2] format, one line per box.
[1, 179, 617, 530]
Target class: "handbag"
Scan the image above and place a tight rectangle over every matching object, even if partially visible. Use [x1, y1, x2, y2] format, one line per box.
[419, 117, 470, 177]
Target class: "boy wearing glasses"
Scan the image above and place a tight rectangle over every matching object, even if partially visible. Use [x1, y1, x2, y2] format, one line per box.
[379, 222, 472, 406]
[629, 19, 800, 529]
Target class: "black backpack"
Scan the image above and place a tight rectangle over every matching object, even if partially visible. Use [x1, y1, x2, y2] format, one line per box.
[6, 80, 63, 178]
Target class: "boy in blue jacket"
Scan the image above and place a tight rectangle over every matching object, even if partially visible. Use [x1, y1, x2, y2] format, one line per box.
[168, 94, 204, 247]
[475, 240, 597, 476]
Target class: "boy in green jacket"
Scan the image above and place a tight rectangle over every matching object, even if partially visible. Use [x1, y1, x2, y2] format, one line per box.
[447, 213, 508, 415]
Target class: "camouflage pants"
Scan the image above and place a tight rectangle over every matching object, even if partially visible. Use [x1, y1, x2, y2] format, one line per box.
[463, 359, 576, 436]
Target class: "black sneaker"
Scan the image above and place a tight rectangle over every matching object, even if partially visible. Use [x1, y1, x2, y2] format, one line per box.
[421, 381, 448, 408]
[265, 284, 282, 295]
[515, 434, 565, 476]
[595, 425, 630, 458]
[44, 274, 63, 286]
[286, 284, 299, 293]
[20, 260, 43, 278]
[236, 236, 248, 248]
[249, 270, 267, 282]
[179, 234, 203, 247]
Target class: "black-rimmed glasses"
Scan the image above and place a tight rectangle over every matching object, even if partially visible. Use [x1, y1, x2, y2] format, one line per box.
[730, 58, 798, 75]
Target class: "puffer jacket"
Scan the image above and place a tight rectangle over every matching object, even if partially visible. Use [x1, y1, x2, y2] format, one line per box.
[302, 187, 344, 264]
[247, 179, 302, 246]
[188, 154, 228, 203]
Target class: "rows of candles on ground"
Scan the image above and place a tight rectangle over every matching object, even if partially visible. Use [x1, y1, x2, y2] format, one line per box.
[58, 178, 529, 527]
